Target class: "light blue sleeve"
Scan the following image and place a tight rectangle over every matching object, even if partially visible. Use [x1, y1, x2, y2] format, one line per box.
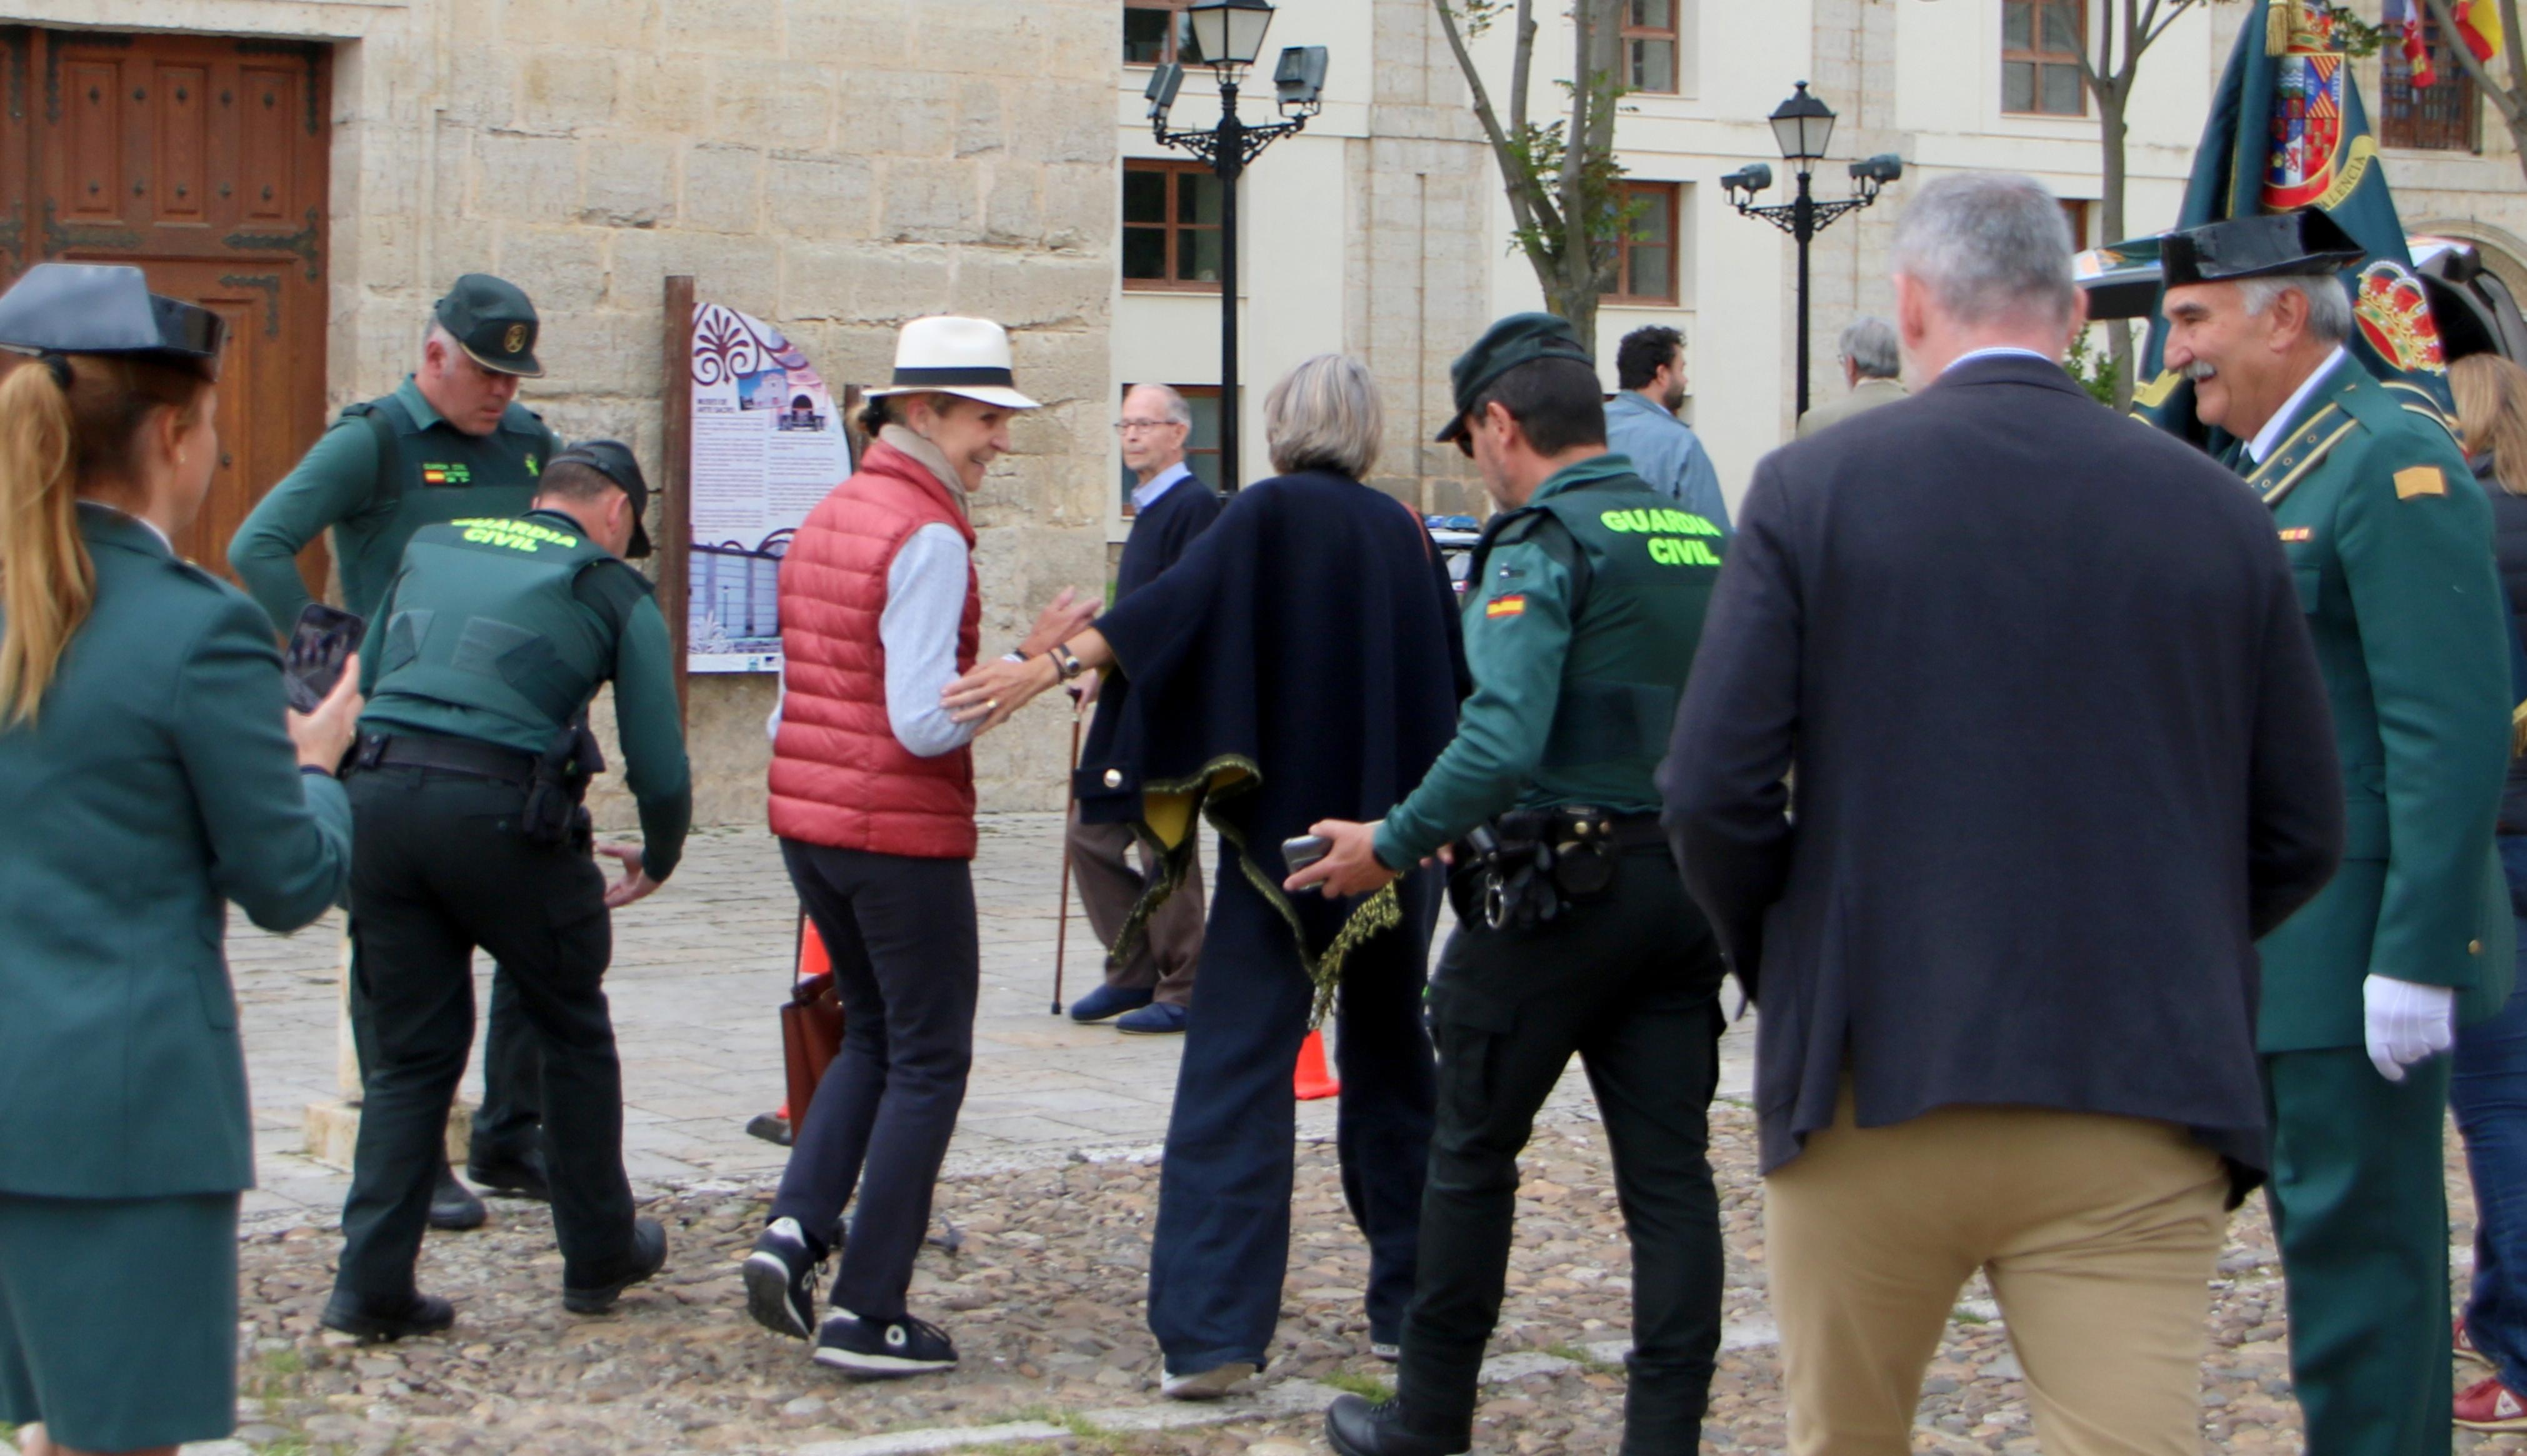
[1678, 434, 1732, 535]
[880, 522, 983, 759]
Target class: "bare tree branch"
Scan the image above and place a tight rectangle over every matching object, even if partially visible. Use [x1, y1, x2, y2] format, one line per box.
[2421, 0, 2527, 126]
[1431, 0, 1546, 241]
[1509, 0, 1534, 143]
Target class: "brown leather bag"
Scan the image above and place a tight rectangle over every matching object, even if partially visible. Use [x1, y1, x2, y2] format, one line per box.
[781, 970, 844, 1125]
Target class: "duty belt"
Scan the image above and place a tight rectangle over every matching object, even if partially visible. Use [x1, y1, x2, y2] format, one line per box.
[353, 731, 536, 785]
[1451, 806, 1665, 931]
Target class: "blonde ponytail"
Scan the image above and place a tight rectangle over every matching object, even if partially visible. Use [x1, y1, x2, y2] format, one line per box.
[0, 352, 210, 722]
[0, 357, 90, 723]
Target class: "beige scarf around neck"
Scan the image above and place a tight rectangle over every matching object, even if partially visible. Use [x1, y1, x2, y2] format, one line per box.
[880, 423, 971, 521]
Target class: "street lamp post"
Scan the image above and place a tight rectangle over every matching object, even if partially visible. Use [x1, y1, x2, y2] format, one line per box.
[1145, 0, 1324, 491]
[1721, 82, 1904, 421]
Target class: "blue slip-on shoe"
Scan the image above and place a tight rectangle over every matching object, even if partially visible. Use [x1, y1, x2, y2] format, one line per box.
[1068, 984, 1154, 1024]
[1115, 1001, 1189, 1036]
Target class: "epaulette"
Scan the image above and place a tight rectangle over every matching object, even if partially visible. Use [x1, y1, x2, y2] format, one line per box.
[2379, 378, 2463, 446]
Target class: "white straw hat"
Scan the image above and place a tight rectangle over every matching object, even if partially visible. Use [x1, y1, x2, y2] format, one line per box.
[863, 315, 1040, 410]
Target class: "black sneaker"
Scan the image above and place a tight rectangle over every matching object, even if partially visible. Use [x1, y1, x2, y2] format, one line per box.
[428, 1164, 486, 1232]
[320, 1291, 456, 1344]
[743, 1217, 824, 1339]
[812, 1309, 958, 1377]
[563, 1217, 668, 1314]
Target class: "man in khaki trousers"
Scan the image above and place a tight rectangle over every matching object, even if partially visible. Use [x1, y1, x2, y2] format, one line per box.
[1662, 173, 2347, 1456]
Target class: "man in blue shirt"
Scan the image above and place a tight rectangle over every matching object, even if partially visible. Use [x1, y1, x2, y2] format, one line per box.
[1603, 325, 1729, 531]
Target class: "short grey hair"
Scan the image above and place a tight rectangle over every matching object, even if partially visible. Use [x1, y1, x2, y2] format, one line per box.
[1888, 172, 2078, 327]
[1838, 316, 1901, 380]
[2239, 275, 2355, 346]
[1264, 354, 1384, 480]
[1124, 381, 1193, 427]
[423, 319, 459, 354]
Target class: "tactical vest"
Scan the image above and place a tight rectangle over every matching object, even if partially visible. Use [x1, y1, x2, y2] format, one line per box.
[366, 515, 623, 744]
[1471, 477, 1724, 787]
[333, 392, 550, 621]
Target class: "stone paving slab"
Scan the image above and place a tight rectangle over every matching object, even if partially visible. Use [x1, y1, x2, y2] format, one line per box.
[228, 812, 1756, 1226]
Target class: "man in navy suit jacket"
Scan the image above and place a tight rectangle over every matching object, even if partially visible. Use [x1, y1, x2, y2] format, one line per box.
[1660, 173, 2344, 1456]
[1064, 383, 1224, 1035]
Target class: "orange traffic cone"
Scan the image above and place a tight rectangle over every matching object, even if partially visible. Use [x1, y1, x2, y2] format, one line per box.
[1294, 1028, 1341, 1100]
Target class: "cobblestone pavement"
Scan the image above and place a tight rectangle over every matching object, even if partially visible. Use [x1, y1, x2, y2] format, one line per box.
[4, 814, 2506, 1455]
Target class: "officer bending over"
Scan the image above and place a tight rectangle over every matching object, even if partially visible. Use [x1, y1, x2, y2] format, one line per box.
[321, 442, 691, 1340]
[1291, 314, 1730, 1456]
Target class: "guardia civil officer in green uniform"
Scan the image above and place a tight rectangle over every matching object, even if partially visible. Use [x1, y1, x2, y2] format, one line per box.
[319, 441, 692, 1340]
[0, 265, 359, 1455]
[231, 274, 561, 1229]
[1291, 315, 1729, 1456]
[2161, 209, 2515, 1456]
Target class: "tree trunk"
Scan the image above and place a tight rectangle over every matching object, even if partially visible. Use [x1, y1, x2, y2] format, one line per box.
[2098, 84, 2136, 409]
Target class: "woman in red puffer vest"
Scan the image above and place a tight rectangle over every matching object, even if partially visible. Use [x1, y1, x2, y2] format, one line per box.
[747, 317, 1091, 1378]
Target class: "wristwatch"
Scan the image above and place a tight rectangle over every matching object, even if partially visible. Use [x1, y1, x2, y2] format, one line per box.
[1052, 642, 1089, 682]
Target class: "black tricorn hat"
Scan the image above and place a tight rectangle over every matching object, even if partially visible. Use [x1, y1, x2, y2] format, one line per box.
[2161, 209, 2366, 289]
[0, 263, 225, 379]
[548, 440, 652, 559]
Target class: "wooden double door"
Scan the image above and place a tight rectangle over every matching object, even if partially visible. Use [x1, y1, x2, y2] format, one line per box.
[1, 27, 331, 589]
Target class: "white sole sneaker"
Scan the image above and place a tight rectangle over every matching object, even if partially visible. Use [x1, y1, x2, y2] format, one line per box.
[1161, 1360, 1259, 1400]
[811, 1344, 958, 1375]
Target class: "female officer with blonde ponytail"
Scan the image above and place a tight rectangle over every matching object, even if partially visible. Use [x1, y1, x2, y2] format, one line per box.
[0, 265, 361, 1456]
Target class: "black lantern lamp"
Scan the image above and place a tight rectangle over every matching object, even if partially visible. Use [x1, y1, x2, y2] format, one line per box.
[1726, 82, 1903, 421]
[1148, 0, 1321, 492]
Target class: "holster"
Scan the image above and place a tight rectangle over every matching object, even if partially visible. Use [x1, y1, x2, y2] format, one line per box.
[519, 722, 605, 849]
[1448, 806, 1628, 931]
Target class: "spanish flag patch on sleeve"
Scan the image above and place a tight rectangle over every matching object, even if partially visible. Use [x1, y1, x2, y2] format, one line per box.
[1486, 594, 1526, 619]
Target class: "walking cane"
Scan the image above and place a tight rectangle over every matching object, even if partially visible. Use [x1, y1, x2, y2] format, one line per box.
[1051, 698, 1084, 1015]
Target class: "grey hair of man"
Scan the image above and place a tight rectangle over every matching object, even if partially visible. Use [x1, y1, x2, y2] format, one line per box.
[1264, 354, 1384, 480]
[1887, 172, 2079, 329]
[2237, 274, 2355, 346]
[1838, 316, 1902, 380]
[1127, 381, 1195, 428]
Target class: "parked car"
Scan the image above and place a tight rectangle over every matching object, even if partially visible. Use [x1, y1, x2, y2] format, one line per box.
[1426, 514, 1482, 597]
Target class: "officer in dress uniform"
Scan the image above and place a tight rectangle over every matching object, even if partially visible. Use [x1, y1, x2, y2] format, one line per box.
[2161, 208, 2516, 1456]
[230, 275, 562, 1230]
[319, 442, 692, 1340]
[1289, 314, 1731, 1456]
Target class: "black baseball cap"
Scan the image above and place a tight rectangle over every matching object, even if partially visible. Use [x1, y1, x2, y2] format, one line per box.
[0, 263, 226, 379]
[434, 273, 543, 377]
[1436, 312, 1596, 442]
[549, 441, 651, 558]
[2161, 209, 2365, 289]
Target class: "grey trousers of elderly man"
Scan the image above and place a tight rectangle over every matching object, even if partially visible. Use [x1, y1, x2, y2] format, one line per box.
[1066, 809, 1202, 1006]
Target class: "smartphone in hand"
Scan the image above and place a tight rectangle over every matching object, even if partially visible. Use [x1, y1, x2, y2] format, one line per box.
[284, 603, 366, 713]
[1283, 835, 1332, 874]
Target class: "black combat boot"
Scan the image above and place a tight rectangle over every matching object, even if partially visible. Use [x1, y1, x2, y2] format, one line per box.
[1324, 1394, 1472, 1456]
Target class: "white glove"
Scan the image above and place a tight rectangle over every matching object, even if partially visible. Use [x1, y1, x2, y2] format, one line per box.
[2362, 974, 2456, 1083]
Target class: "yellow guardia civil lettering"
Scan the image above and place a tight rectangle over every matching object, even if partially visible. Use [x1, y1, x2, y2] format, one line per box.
[1601, 507, 1721, 538]
[453, 517, 579, 552]
[1647, 537, 1723, 567]
[2394, 466, 2446, 500]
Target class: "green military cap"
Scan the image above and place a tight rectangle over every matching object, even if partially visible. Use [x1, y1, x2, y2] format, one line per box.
[1437, 312, 1595, 442]
[434, 273, 543, 377]
[549, 440, 651, 558]
[2161, 208, 2364, 289]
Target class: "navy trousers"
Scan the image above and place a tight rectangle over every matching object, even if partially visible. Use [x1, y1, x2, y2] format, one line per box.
[1146, 850, 1438, 1374]
[2453, 833, 2527, 1397]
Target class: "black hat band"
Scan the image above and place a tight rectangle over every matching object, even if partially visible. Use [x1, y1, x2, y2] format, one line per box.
[890, 366, 1017, 388]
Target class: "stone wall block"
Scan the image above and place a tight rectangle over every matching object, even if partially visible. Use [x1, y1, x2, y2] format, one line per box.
[351, 214, 423, 296]
[618, 54, 711, 132]
[904, 0, 1049, 78]
[846, 246, 955, 322]
[584, 137, 678, 228]
[611, 230, 783, 317]
[786, 0, 912, 69]
[955, 79, 1006, 157]
[838, 72, 956, 159]
[438, 48, 518, 129]
[711, 61, 836, 151]
[474, 132, 584, 224]
[766, 153, 877, 239]
[507, 0, 658, 49]
[954, 252, 1106, 328]
[1039, 162, 1113, 252]
[659, 0, 772, 54]
[1013, 324, 1108, 407]
[518, 51, 620, 134]
[879, 167, 981, 243]
[1005, 80, 1110, 164]
[983, 166, 1044, 247]
[684, 142, 766, 233]
[499, 225, 611, 312]
[531, 310, 659, 399]
[781, 239, 863, 321]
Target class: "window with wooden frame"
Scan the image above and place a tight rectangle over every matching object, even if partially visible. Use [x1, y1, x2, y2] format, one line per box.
[2059, 198, 2091, 250]
[2004, 0, 2088, 116]
[1623, 1, 1681, 95]
[2381, 12, 2480, 152]
[1123, 159, 1226, 291]
[1125, 1, 1194, 67]
[1118, 385, 1224, 516]
[1603, 182, 1681, 305]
